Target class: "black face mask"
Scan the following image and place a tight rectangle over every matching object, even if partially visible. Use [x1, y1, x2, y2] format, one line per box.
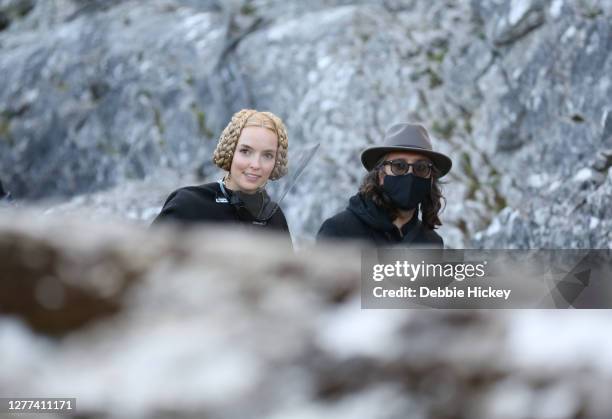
[382, 173, 431, 210]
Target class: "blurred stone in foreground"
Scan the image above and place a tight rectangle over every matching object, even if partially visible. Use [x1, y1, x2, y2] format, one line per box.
[1, 210, 612, 419]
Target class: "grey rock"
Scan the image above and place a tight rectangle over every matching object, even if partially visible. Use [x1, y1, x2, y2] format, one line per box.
[474, 0, 548, 46]
[2, 212, 612, 418]
[602, 109, 612, 145]
[0, 0, 34, 31]
[573, 167, 605, 185]
[468, 1, 612, 248]
[0, 0, 229, 199]
[592, 149, 612, 172]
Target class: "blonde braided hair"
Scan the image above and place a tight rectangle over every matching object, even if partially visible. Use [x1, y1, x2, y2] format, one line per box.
[212, 109, 289, 180]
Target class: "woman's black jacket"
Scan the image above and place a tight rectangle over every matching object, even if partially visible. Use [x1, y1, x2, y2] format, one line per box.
[317, 193, 443, 248]
[152, 182, 291, 240]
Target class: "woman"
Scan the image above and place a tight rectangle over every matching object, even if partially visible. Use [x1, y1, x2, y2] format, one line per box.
[317, 123, 452, 248]
[153, 109, 291, 241]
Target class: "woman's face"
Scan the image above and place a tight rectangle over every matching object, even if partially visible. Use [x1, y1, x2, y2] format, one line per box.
[227, 126, 278, 193]
[378, 151, 433, 184]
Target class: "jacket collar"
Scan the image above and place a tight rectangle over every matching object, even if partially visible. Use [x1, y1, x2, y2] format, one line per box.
[347, 193, 421, 238]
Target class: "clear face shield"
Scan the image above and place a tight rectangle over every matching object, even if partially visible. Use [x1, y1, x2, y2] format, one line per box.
[219, 143, 320, 223]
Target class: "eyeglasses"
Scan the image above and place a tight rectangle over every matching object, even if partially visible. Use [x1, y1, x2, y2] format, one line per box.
[380, 159, 433, 178]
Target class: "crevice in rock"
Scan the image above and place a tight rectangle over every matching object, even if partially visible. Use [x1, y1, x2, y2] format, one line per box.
[0, 11, 9, 31]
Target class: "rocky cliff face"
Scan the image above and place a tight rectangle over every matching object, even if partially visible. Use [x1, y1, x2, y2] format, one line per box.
[0, 0, 229, 199]
[1, 0, 610, 247]
[2, 212, 612, 419]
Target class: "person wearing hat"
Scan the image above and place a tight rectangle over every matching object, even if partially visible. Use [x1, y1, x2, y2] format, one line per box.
[152, 109, 292, 242]
[317, 123, 452, 247]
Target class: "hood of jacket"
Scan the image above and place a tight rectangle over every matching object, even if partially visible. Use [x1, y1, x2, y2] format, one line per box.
[346, 193, 399, 233]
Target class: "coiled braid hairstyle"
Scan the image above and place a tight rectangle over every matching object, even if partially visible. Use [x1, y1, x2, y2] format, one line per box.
[212, 109, 289, 180]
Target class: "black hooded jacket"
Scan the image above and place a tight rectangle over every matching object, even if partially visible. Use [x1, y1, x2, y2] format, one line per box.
[152, 182, 291, 239]
[317, 193, 443, 248]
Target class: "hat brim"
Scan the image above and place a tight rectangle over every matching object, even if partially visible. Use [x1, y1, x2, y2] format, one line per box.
[361, 146, 452, 177]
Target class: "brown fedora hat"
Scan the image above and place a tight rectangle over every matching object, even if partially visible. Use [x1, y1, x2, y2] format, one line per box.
[360, 123, 452, 177]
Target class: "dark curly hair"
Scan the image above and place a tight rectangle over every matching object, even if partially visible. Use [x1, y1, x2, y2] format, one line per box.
[358, 160, 446, 230]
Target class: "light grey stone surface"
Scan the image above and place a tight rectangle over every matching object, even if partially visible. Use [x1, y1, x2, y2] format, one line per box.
[1, 0, 228, 200]
[2, 213, 612, 418]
